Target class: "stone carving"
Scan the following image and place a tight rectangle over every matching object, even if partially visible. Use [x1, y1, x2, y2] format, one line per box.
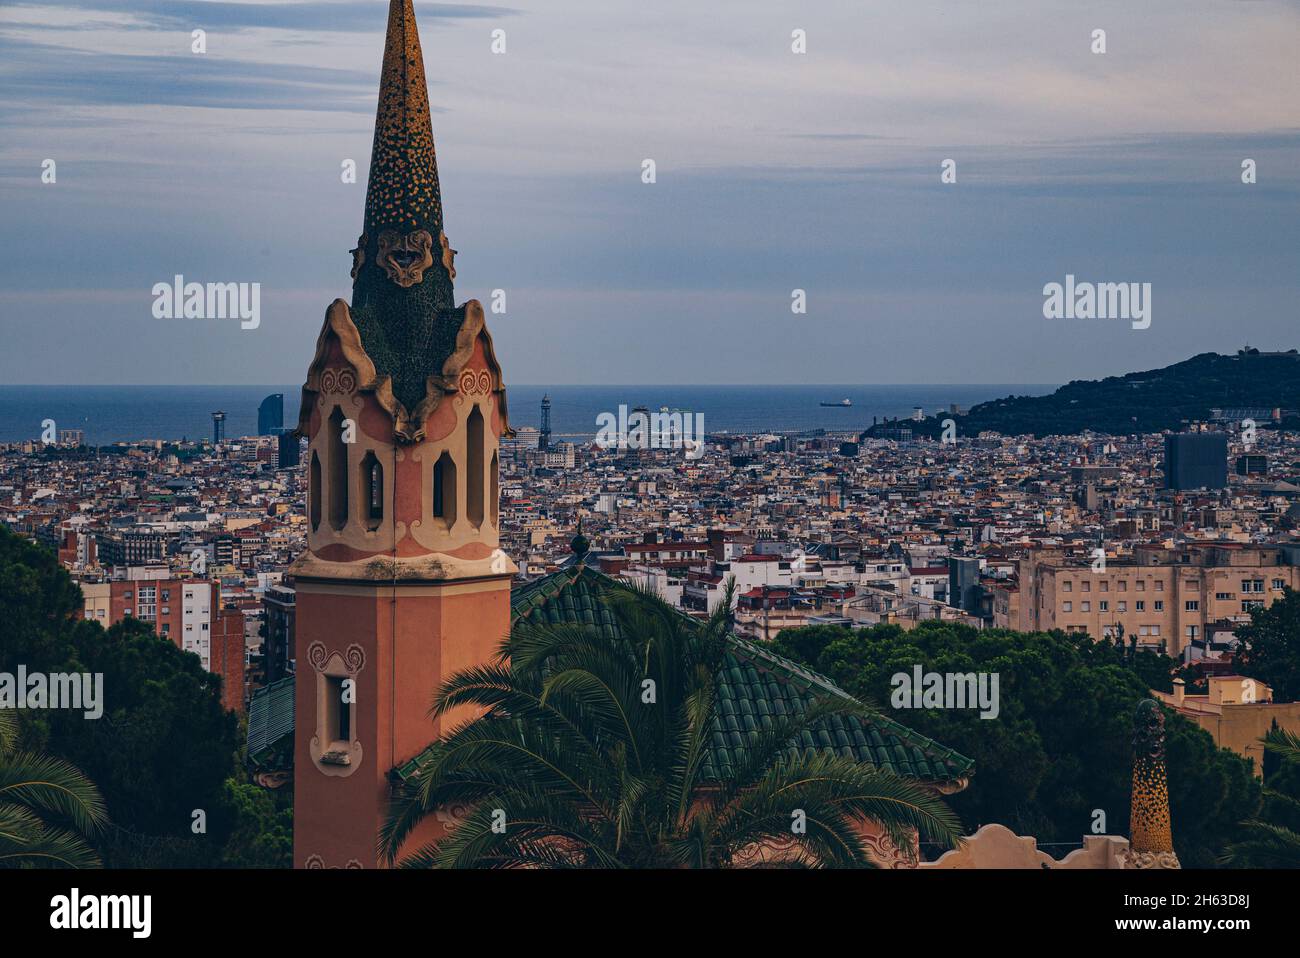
[307, 641, 365, 674]
[304, 855, 364, 870]
[376, 228, 435, 287]
[458, 368, 492, 397]
[349, 234, 367, 280]
[439, 230, 457, 279]
[1119, 850, 1181, 869]
[435, 801, 474, 831]
[320, 367, 357, 396]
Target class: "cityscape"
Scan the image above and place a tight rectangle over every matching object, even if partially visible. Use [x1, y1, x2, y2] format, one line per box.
[1, 0, 1296, 942]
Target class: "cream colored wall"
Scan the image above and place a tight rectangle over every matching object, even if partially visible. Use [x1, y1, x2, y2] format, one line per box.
[1022, 554, 1298, 656]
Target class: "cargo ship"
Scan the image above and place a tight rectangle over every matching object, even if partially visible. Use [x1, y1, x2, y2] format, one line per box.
[819, 398, 852, 407]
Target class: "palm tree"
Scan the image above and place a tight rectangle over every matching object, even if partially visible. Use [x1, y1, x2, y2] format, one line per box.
[381, 581, 961, 868]
[0, 710, 107, 868]
[1222, 727, 1300, 868]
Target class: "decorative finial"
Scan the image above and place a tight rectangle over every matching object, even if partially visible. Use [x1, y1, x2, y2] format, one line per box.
[570, 519, 589, 559]
[1124, 699, 1180, 868]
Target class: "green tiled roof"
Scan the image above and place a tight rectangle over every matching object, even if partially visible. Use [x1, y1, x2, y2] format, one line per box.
[395, 567, 974, 786]
[246, 676, 295, 769]
[245, 569, 974, 785]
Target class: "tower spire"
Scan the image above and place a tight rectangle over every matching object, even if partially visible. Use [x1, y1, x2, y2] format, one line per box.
[352, 0, 455, 301]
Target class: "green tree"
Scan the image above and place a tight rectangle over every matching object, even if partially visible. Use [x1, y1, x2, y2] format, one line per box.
[1222, 728, 1300, 868]
[381, 584, 961, 868]
[1234, 588, 1300, 702]
[0, 526, 240, 866]
[216, 778, 293, 868]
[770, 620, 1260, 867]
[0, 711, 107, 868]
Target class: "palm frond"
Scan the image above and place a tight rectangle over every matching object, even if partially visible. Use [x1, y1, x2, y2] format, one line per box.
[1262, 727, 1300, 764]
[1220, 820, 1300, 869]
[0, 750, 107, 836]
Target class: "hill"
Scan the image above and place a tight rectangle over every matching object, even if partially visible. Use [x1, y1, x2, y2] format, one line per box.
[863, 349, 1300, 439]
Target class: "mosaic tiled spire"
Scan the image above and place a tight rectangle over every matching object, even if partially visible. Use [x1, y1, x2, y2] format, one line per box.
[351, 0, 455, 308]
[366, 0, 442, 240]
[1128, 699, 1179, 866]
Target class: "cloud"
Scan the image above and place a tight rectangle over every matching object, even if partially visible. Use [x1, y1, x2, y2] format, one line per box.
[0, 0, 1297, 386]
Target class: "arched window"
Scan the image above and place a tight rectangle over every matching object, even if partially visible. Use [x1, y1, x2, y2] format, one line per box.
[309, 451, 322, 531]
[361, 451, 382, 531]
[328, 406, 349, 531]
[433, 451, 456, 527]
[467, 405, 485, 528]
[490, 451, 499, 527]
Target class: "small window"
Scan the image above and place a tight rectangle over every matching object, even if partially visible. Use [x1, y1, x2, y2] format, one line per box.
[310, 451, 322, 530]
[361, 451, 383, 531]
[467, 405, 485, 528]
[433, 451, 457, 526]
[490, 451, 499, 527]
[325, 674, 351, 745]
[327, 406, 349, 531]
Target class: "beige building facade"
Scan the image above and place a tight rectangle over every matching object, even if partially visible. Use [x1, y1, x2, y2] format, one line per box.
[1154, 676, 1300, 770]
[999, 543, 1299, 658]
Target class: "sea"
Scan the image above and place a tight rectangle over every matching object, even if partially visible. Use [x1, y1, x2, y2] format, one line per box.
[0, 384, 1057, 446]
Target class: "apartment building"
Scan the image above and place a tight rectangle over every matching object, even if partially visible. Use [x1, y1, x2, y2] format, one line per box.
[1153, 676, 1300, 770]
[82, 577, 246, 712]
[999, 543, 1300, 657]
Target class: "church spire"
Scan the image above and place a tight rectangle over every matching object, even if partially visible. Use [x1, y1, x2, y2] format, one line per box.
[352, 0, 455, 300]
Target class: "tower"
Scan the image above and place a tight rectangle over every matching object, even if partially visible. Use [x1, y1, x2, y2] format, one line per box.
[290, 0, 514, 869]
[258, 393, 284, 436]
[211, 410, 226, 444]
[539, 394, 551, 451]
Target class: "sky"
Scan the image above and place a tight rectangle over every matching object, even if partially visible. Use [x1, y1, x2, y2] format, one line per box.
[0, 0, 1297, 386]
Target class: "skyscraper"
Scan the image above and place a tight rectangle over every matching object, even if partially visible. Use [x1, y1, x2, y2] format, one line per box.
[211, 410, 226, 444]
[290, 0, 513, 869]
[277, 430, 301, 469]
[1164, 433, 1228, 491]
[258, 393, 285, 436]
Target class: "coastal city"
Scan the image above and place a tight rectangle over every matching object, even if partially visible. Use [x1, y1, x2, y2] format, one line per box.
[1, 0, 1296, 937]
[5, 389, 1298, 742]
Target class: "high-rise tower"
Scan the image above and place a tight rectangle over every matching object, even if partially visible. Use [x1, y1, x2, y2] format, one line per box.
[539, 393, 552, 451]
[258, 393, 284, 436]
[290, 0, 514, 869]
[211, 410, 226, 444]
